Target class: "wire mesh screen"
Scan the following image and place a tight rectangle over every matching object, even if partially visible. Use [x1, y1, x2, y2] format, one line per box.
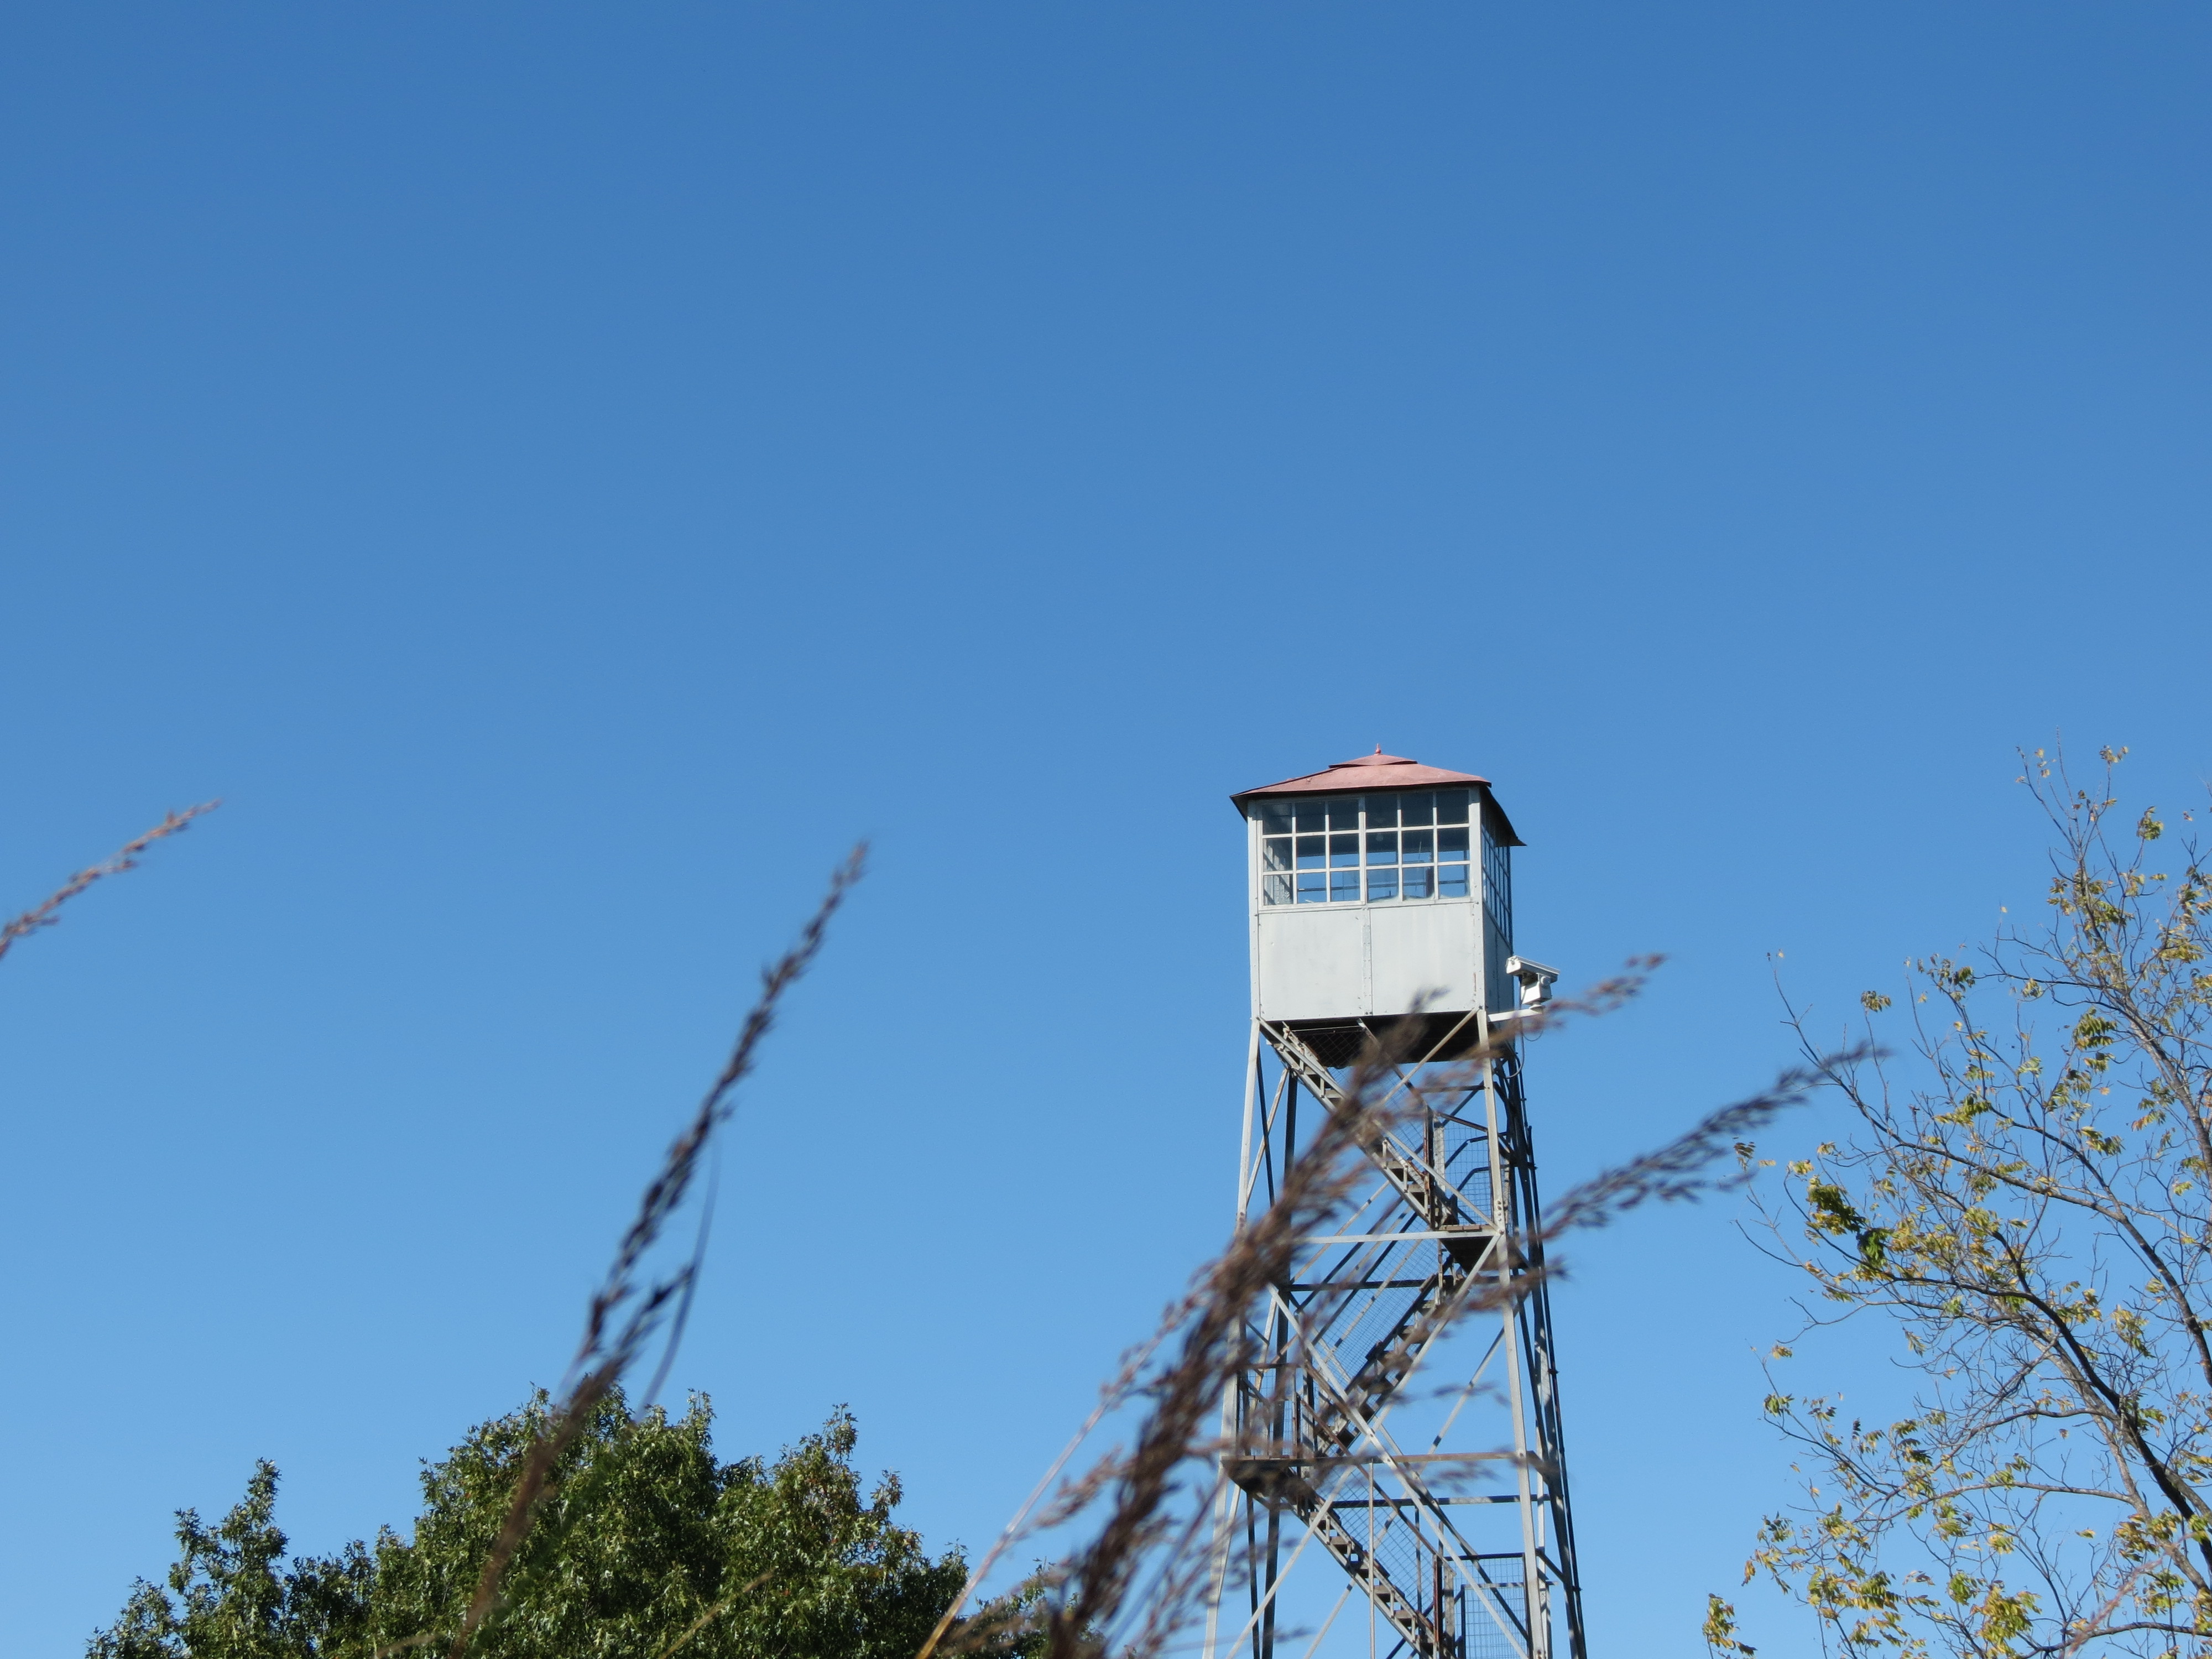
[1365, 1507, 1425, 1610]
[1313, 1252, 1433, 1380]
[1443, 1139, 1496, 1222]
[1462, 1568, 1527, 1659]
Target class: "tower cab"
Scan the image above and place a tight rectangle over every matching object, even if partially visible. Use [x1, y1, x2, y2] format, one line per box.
[1234, 750, 1533, 1064]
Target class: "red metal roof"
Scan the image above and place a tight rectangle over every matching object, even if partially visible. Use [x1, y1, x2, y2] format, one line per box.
[1231, 750, 1522, 844]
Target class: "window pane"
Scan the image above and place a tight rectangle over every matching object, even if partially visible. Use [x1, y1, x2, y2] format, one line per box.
[1329, 833, 1360, 867]
[1255, 799, 1294, 834]
[1438, 865, 1470, 898]
[1438, 789, 1470, 825]
[1263, 837, 1293, 873]
[1365, 831, 1398, 865]
[1263, 873, 1293, 906]
[1330, 868, 1361, 902]
[1297, 870, 1328, 902]
[1364, 796, 1397, 829]
[1402, 865, 1434, 899]
[1294, 799, 1330, 833]
[1327, 796, 1361, 832]
[1366, 868, 1399, 901]
[1439, 826, 1470, 862]
[1399, 791, 1434, 826]
[1402, 828, 1433, 863]
[1296, 835, 1326, 870]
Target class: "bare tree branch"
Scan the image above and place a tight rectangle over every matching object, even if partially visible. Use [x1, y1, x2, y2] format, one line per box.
[1734, 744, 2212, 1659]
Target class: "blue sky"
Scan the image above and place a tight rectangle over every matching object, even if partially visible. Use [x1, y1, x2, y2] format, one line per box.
[0, 4, 2204, 1653]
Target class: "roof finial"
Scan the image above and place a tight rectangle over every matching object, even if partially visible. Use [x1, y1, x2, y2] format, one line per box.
[1374, 743, 1381, 754]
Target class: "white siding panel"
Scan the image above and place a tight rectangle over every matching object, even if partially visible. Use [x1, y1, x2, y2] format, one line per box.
[1369, 902, 1478, 1016]
[1256, 909, 1368, 1020]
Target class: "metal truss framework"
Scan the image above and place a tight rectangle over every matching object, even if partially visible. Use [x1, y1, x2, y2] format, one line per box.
[1201, 1015, 1587, 1659]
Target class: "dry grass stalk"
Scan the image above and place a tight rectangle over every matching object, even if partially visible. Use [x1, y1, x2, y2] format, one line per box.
[930, 976, 1851, 1659]
[1036, 1039, 1421, 1659]
[913, 1327, 1184, 1659]
[0, 801, 220, 967]
[447, 844, 867, 1659]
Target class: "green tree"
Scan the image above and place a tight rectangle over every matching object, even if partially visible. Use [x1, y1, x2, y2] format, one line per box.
[1724, 749, 2212, 1659]
[91, 1462, 372, 1659]
[92, 1391, 1020, 1659]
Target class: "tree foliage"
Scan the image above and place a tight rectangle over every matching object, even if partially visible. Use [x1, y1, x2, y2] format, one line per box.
[90, 1390, 1017, 1659]
[1725, 749, 2212, 1659]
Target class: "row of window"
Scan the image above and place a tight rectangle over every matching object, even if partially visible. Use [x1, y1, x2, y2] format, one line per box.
[1252, 790, 1471, 836]
[1263, 864, 1472, 905]
[1258, 827, 1474, 905]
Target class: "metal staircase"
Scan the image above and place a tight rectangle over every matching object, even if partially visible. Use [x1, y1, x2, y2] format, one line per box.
[1212, 1020, 1582, 1659]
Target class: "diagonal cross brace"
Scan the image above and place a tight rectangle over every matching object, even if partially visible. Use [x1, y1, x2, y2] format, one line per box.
[1261, 1024, 1488, 1234]
[1247, 1286, 1537, 1659]
[1225, 1456, 1452, 1658]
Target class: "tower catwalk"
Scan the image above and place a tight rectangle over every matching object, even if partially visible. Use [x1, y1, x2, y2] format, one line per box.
[1202, 752, 1586, 1659]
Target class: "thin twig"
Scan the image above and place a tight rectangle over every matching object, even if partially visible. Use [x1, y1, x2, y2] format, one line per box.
[0, 801, 220, 967]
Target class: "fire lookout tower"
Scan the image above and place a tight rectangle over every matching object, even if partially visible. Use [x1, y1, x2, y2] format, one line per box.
[1202, 750, 1585, 1659]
